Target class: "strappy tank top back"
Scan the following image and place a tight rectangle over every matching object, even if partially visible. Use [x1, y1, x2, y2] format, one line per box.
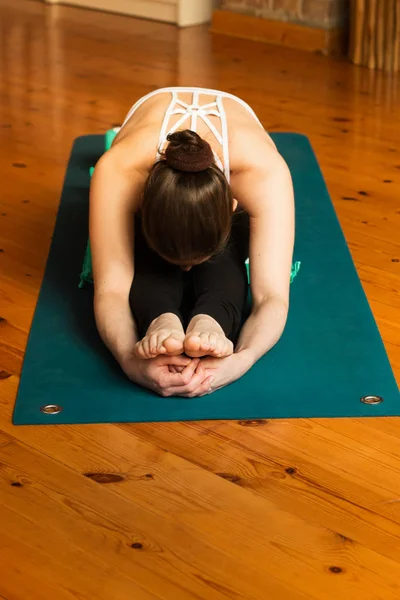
[120, 87, 263, 183]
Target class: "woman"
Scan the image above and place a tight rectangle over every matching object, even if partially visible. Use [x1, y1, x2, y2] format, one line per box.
[90, 87, 294, 397]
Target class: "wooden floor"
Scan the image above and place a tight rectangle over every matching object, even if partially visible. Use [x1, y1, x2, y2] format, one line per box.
[0, 1, 399, 598]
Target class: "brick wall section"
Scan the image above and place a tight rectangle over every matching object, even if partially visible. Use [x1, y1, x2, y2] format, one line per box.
[220, 0, 347, 29]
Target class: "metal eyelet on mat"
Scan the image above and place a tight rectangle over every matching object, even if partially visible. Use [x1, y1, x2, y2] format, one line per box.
[360, 395, 383, 405]
[40, 404, 63, 414]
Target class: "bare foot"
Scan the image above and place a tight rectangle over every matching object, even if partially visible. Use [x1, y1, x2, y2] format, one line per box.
[134, 313, 185, 359]
[184, 314, 233, 358]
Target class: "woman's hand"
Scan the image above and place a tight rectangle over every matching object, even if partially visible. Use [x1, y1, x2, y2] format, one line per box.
[190, 350, 254, 397]
[121, 353, 213, 397]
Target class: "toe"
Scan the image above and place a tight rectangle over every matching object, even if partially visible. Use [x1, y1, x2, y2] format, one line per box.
[184, 333, 202, 356]
[142, 337, 153, 358]
[185, 334, 201, 351]
[149, 333, 160, 355]
[208, 332, 217, 351]
[155, 332, 168, 354]
[213, 334, 224, 357]
[134, 339, 149, 359]
[221, 338, 234, 357]
[199, 332, 211, 351]
[162, 333, 184, 355]
[133, 342, 144, 358]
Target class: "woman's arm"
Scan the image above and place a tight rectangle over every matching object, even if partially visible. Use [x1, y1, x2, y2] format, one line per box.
[198, 155, 294, 393]
[90, 149, 212, 396]
[232, 151, 295, 369]
[90, 150, 143, 366]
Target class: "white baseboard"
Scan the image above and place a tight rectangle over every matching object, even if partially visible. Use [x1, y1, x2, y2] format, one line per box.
[43, 0, 213, 25]
[44, 0, 176, 22]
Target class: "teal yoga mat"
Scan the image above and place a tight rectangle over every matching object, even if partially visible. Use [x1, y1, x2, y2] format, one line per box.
[13, 133, 399, 425]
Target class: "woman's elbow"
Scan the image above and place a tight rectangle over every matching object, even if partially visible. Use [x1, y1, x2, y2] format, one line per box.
[252, 291, 289, 314]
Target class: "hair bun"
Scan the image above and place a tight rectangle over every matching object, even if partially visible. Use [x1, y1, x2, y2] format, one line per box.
[165, 130, 214, 172]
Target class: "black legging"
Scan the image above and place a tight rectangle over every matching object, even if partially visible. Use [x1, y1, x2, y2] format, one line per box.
[129, 211, 250, 343]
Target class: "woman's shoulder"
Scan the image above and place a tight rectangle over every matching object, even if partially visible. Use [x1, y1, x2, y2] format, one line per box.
[92, 131, 152, 213]
[229, 124, 280, 175]
[107, 124, 158, 173]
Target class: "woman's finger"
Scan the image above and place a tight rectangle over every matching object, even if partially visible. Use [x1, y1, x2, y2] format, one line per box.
[186, 375, 214, 398]
[170, 365, 186, 374]
[157, 354, 191, 367]
[166, 365, 210, 397]
[179, 358, 200, 384]
[160, 358, 199, 387]
[169, 365, 184, 374]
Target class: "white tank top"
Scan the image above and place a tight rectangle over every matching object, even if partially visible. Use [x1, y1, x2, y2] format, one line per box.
[120, 87, 263, 183]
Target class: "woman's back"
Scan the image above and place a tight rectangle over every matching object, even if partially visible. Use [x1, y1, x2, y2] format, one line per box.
[110, 87, 276, 184]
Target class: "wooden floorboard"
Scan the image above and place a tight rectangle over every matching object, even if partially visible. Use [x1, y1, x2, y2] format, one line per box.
[0, 1, 399, 598]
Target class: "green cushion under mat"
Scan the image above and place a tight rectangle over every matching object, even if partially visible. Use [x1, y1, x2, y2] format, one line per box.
[13, 133, 399, 425]
[79, 243, 301, 287]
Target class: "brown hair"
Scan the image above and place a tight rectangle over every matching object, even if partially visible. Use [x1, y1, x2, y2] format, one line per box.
[141, 130, 233, 265]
